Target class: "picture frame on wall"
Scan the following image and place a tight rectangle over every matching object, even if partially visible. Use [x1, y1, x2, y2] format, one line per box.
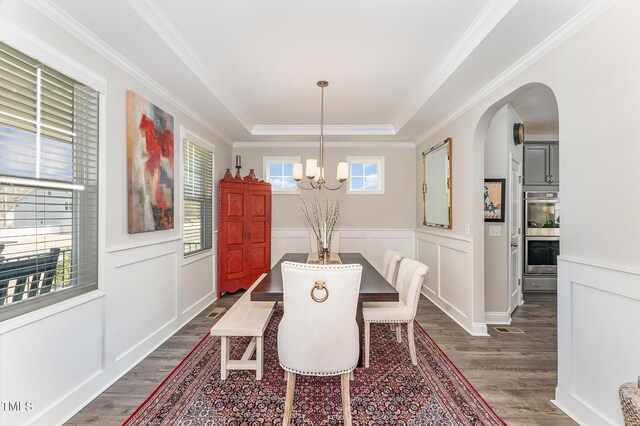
[484, 178, 505, 222]
[126, 90, 175, 233]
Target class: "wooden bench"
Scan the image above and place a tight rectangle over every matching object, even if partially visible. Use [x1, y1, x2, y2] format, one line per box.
[210, 273, 275, 380]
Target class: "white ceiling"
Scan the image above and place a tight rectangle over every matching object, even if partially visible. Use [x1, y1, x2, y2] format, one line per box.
[43, 0, 594, 144]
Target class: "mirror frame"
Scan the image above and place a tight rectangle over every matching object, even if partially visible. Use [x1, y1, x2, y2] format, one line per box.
[422, 137, 452, 229]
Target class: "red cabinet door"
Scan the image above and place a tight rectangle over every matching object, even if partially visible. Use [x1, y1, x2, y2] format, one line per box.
[218, 177, 271, 298]
[248, 184, 271, 277]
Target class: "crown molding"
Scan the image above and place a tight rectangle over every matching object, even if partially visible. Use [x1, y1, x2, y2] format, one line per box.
[0, 16, 107, 93]
[125, 0, 254, 132]
[233, 141, 415, 149]
[251, 124, 397, 136]
[26, 0, 233, 146]
[416, 0, 620, 146]
[393, 0, 518, 132]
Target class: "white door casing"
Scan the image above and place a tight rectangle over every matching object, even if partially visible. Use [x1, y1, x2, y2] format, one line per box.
[509, 155, 523, 313]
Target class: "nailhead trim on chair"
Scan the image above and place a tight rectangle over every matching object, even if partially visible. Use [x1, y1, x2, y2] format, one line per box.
[282, 261, 362, 271]
[280, 363, 356, 377]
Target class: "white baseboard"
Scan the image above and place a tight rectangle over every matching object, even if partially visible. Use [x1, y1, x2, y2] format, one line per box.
[553, 388, 610, 426]
[421, 288, 488, 337]
[484, 311, 512, 325]
[47, 292, 216, 426]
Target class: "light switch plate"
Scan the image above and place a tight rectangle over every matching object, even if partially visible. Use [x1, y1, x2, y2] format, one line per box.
[489, 226, 501, 237]
[465, 224, 470, 235]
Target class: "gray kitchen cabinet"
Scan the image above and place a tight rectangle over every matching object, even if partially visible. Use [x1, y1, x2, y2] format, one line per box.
[523, 142, 559, 188]
[549, 144, 559, 185]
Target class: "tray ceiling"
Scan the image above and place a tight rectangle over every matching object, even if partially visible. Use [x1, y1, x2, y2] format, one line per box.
[38, 0, 597, 143]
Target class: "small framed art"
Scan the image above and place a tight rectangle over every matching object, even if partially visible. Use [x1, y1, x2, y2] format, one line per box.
[484, 179, 505, 222]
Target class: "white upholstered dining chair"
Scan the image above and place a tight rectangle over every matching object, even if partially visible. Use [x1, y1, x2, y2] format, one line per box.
[309, 230, 341, 255]
[363, 258, 429, 367]
[278, 261, 362, 426]
[381, 249, 403, 287]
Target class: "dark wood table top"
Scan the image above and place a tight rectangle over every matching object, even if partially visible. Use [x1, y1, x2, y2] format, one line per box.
[251, 253, 399, 302]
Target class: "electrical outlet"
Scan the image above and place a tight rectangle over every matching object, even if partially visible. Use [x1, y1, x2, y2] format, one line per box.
[464, 224, 470, 235]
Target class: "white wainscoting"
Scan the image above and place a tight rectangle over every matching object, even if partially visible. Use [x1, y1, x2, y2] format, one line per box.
[270, 228, 415, 273]
[0, 238, 217, 426]
[415, 230, 487, 336]
[554, 256, 640, 426]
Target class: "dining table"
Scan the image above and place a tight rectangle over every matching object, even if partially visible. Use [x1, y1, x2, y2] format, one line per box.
[251, 252, 399, 367]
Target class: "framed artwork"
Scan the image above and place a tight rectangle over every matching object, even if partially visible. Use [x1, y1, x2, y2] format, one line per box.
[127, 91, 175, 233]
[484, 179, 505, 222]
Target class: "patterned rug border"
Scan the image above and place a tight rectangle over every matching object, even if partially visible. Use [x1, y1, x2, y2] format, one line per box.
[122, 333, 211, 425]
[412, 320, 506, 426]
[123, 319, 507, 425]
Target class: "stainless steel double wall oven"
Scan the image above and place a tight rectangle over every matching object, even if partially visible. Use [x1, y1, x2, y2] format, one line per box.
[523, 191, 559, 290]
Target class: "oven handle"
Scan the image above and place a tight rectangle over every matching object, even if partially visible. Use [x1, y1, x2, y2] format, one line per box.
[525, 236, 560, 242]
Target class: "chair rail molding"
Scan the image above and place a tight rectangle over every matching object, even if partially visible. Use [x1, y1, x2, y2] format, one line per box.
[270, 228, 415, 274]
[554, 255, 640, 426]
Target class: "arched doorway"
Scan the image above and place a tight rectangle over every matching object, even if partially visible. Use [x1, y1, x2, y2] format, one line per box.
[472, 83, 559, 324]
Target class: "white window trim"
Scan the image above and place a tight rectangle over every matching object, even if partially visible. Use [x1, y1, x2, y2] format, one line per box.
[263, 156, 301, 194]
[346, 156, 385, 195]
[0, 34, 106, 322]
[180, 126, 215, 263]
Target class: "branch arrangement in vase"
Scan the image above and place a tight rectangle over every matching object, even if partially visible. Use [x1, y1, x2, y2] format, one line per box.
[300, 196, 342, 254]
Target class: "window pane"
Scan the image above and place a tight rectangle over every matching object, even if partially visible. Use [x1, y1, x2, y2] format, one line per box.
[365, 162, 378, 176]
[282, 177, 296, 190]
[183, 198, 203, 254]
[0, 40, 99, 320]
[183, 139, 212, 256]
[348, 157, 383, 193]
[0, 126, 37, 178]
[264, 158, 298, 192]
[351, 177, 364, 190]
[365, 176, 378, 189]
[269, 163, 281, 178]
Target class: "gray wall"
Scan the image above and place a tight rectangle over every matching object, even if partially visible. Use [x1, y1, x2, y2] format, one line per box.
[232, 145, 416, 229]
[483, 104, 523, 313]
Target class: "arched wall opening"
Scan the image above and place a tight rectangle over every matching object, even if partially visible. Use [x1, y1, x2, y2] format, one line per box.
[472, 82, 559, 324]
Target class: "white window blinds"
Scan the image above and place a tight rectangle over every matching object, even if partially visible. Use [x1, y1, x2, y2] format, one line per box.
[0, 41, 99, 319]
[183, 139, 212, 256]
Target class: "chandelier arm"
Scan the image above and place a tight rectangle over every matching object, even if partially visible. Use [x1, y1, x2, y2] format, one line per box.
[296, 179, 320, 191]
[318, 181, 346, 191]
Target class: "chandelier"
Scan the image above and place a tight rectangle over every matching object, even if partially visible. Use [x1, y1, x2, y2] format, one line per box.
[292, 81, 349, 191]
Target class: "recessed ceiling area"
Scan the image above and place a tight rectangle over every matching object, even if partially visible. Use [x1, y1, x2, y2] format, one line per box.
[511, 85, 559, 138]
[41, 0, 595, 142]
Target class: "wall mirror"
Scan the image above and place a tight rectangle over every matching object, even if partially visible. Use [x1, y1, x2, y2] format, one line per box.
[422, 137, 452, 229]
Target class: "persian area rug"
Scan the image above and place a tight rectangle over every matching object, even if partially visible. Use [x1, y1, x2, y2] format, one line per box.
[124, 307, 505, 425]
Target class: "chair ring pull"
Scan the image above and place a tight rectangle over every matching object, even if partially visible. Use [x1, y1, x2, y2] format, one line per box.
[311, 281, 329, 303]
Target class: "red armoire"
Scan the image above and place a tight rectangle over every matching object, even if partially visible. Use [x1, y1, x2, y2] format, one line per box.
[218, 173, 271, 298]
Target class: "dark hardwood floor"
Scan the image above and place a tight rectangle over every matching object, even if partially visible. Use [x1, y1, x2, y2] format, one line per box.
[67, 293, 574, 425]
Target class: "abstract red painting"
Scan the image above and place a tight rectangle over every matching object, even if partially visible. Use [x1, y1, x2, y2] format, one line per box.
[127, 91, 175, 233]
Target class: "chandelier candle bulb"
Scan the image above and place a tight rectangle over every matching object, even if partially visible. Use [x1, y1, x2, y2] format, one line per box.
[305, 159, 318, 178]
[314, 167, 324, 182]
[293, 163, 303, 180]
[337, 162, 349, 181]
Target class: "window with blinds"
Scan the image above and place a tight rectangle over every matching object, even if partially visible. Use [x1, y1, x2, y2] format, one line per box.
[183, 139, 212, 256]
[0, 41, 99, 320]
